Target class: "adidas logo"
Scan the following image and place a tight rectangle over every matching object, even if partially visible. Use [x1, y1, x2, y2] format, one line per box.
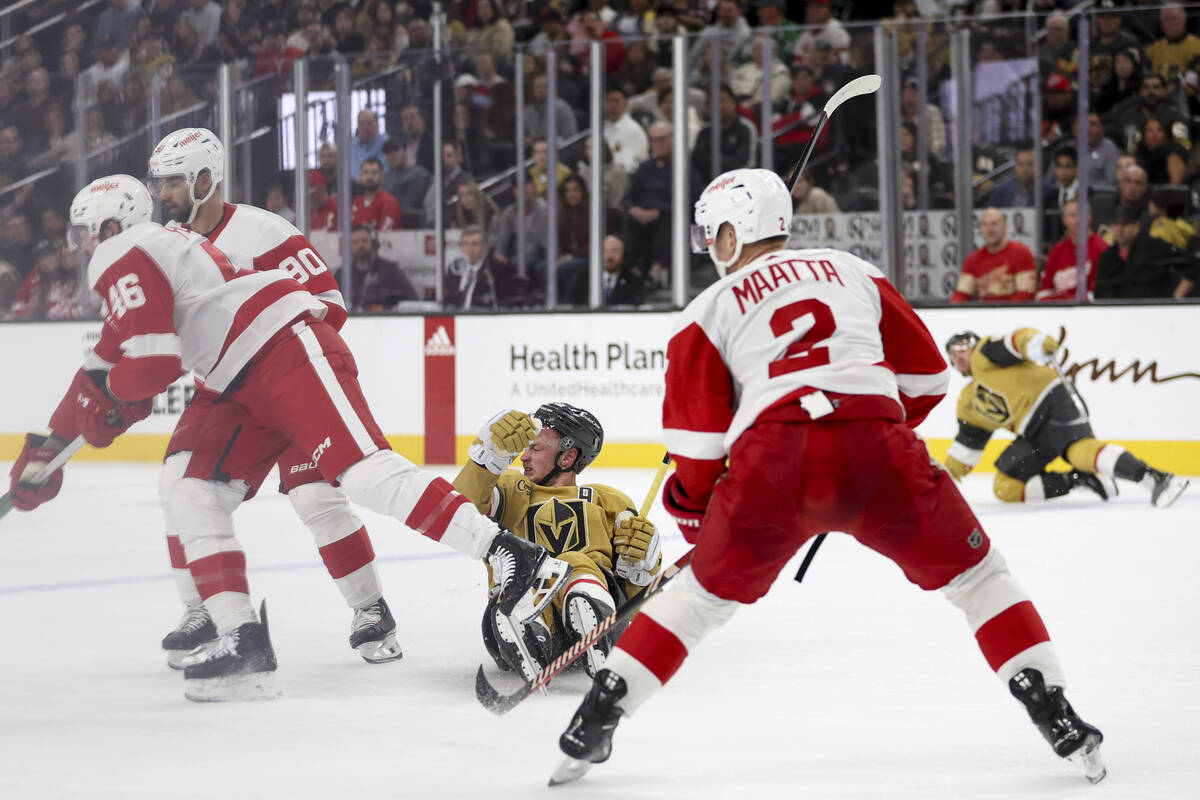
[424, 325, 455, 356]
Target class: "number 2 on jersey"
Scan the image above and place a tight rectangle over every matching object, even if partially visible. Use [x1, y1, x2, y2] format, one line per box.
[767, 298, 835, 378]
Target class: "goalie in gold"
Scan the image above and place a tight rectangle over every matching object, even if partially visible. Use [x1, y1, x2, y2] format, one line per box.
[943, 329, 1187, 507]
[453, 402, 662, 682]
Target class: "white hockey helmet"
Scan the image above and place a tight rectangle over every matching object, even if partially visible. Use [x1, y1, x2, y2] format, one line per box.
[692, 168, 793, 277]
[147, 127, 225, 223]
[68, 174, 153, 250]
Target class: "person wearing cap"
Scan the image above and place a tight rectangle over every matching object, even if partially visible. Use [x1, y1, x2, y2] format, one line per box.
[381, 137, 431, 223]
[1147, 3, 1200, 89]
[753, 0, 800, 57]
[308, 170, 339, 232]
[951, 208, 1036, 303]
[793, 0, 850, 69]
[1042, 72, 1077, 142]
[1096, 203, 1198, 298]
[1089, 1, 1142, 89]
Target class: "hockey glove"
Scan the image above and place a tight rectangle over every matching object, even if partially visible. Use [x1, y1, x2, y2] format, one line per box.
[71, 370, 153, 448]
[468, 409, 541, 474]
[8, 433, 64, 511]
[662, 472, 705, 542]
[1023, 332, 1058, 366]
[614, 511, 660, 586]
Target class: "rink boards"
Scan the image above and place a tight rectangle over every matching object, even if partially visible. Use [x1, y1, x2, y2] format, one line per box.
[1, 305, 1197, 473]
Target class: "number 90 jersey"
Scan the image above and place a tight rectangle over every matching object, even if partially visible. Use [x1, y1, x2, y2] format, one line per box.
[663, 247, 951, 502]
[199, 203, 347, 330]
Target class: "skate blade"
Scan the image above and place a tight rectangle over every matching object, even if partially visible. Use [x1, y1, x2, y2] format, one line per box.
[514, 560, 574, 622]
[1154, 477, 1189, 508]
[356, 634, 404, 664]
[1068, 738, 1106, 784]
[166, 640, 220, 671]
[184, 671, 282, 703]
[548, 756, 593, 786]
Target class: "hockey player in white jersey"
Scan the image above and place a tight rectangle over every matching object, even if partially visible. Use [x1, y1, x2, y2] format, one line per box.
[145, 128, 400, 666]
[8, 175, 571, 701]
[551, 169, 1106, 785]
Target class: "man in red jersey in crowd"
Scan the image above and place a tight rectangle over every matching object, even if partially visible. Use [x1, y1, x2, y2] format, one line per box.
[1037, 199, 1106, 301]
[951, 208, 1036, 302]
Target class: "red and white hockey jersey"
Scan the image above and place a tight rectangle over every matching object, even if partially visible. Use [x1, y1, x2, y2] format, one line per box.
[199, 203, 347, 330]
[663, 247, 951, 501]
[74, 221, 325, 402]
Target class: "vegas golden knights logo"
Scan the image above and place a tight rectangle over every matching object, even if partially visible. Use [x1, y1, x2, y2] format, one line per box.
[973, 384, 1011, 424]
[527, 497, 586, 555]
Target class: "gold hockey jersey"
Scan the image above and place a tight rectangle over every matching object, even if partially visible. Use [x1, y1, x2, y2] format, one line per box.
[453, 461, 643, 601]
[955, 331, 1058, 436]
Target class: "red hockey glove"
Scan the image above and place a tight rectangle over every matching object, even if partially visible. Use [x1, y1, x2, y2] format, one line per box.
[71, 370, 153, 448]
[8, 434, 64, 511]
[662, 472, 706, 543]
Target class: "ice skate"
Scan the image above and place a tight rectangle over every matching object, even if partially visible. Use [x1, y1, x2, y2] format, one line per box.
[566, 594, 615, 678]
[1145, 468, 1188, 508]
[550, 669, 627, 786]
[349, 596, 403, 664]
[1068, 471, 1111, 501]
[1009, 668, 1105, 783]
[162, 604, 218, 670]
[486, 532, 572, 621]
[490, 606, 553, 683]
[183, 602, 280, 702]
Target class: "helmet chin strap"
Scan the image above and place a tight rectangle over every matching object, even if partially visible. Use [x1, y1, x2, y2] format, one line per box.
[186, 175, 219, 225]
[708, 231, 744, 278]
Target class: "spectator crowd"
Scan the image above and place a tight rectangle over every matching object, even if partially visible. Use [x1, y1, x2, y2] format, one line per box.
[0, 0, 1198, 318]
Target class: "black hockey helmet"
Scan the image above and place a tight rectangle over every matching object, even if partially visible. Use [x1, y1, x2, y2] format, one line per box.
[533, 402, 604, 473]
[944, 330, 980, 354]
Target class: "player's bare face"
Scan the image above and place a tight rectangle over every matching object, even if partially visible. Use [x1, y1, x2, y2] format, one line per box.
[157, 175, 193, 222]
[520, 429, 568, 484]
[949, 347, 972, 376]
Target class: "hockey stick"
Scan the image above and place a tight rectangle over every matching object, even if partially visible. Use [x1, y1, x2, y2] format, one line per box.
[1050, 356, 1089, 423]
[0, 435, 86, 521]
[792, 532, 827, 583]
[784, 74, 882, 191]
[476, 452, 674, 715]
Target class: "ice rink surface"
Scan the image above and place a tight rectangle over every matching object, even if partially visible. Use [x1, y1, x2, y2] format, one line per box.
[1, 463, 1196, 799]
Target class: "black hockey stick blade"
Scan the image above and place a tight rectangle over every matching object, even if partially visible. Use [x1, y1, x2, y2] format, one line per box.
[793, 532, 827, 583]
[785, 73, 882, 191]
[476, 548, 694, 715]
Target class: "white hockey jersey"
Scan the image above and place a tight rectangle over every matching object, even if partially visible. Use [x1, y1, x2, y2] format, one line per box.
[662, 247, 951, 503]
[198, 203, 347, 330]
[82, 221, 325, 399]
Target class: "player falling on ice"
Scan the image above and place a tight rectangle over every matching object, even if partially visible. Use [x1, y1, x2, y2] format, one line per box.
[7, 175, 570, 701]
[943, 329, 1188, 507]
[143, 128, 403, 667]
[550, 169, 1107, 785]
[452, 403, 661, 682]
